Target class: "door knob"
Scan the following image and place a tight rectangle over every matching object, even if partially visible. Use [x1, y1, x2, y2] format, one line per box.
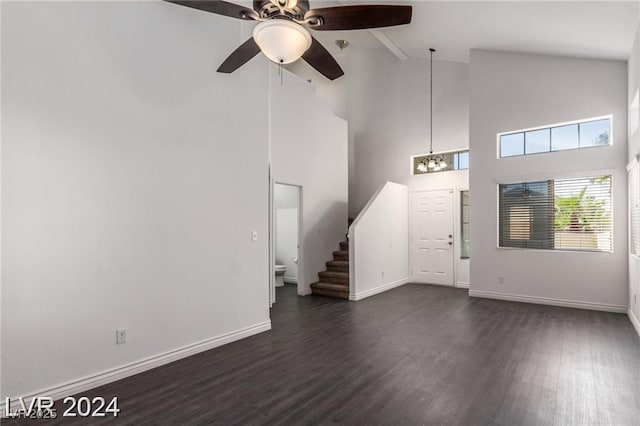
[292, 258, 299, 264]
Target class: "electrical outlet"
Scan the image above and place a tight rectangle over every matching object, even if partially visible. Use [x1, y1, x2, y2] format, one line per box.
[116, 329, 126, 345]
[252, 231, 258, 241]
[498, 276, 504, 285]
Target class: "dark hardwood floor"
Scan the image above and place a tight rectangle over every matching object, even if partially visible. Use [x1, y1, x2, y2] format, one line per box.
[11, 284, 640, 425]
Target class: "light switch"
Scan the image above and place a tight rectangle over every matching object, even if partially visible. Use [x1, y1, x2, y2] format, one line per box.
[252, 231, 258, 241]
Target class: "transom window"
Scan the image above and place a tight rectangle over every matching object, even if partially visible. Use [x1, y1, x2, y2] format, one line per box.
[498, 175, 612, 252]
[499, 117, 611, 158]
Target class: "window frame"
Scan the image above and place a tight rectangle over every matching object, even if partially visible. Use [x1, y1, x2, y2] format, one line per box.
[496, 172, 614, 254]
[497, 115, 612, 159]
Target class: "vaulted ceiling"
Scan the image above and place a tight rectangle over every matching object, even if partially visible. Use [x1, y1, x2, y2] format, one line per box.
[300, 1, 639, 62]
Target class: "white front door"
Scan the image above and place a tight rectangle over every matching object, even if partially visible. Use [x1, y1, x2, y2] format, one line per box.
[411, 190, 454, 286]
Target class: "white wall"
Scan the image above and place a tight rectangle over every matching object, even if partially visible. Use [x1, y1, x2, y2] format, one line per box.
[628, 24, 640, 332]
[269, 71, 348, 296]
[340, 50, 470, 285]
[2, 1, 271, 401]
[349, 182, 409, 300]
[345, 49, 469, 217]
[469, 50, 628, 312]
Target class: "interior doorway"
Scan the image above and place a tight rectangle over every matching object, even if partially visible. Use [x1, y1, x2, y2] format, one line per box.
[410, 189, 454, 286]
[271, 182, 302, 304]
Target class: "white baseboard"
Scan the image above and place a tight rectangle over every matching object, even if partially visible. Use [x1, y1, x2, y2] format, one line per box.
[469, 290, 627, 313]
[455, 281, 470, 289]
[350, 278, 409, 301]
[283, 277, 297, 284]
[1, 321, 271, 412]
[629, 308, 640, 338]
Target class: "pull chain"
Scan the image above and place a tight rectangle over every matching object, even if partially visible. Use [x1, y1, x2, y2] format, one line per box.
[279, 60, 284, 87]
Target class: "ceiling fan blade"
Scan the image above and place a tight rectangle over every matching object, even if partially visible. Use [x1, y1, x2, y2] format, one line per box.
[302, 37, 344, 80]
[305, 5, 412, 31]
[217, 38, 262, 74]
[165, 0, 258, 20]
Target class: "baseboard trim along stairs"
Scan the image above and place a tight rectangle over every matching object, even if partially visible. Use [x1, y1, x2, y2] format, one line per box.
[311, 240, 350, 299]
[349, 278, 409, 301]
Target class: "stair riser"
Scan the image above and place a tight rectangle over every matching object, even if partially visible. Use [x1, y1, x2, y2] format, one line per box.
[311, 288, 349, 299]
[326, 265, 349, 273]
[333, 253, 348, 261]
[339, 242, 349, 251]
[318, 276, 349, 285]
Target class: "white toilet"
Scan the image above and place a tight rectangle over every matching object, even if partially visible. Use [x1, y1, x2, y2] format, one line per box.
[274, 264, 287, 287]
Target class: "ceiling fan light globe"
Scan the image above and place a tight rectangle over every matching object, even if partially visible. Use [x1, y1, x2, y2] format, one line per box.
[417, 162, 427, 172]
[427, 159, 436, 168]
[439, 160, 447, 169]
[253, 20, 311, 65]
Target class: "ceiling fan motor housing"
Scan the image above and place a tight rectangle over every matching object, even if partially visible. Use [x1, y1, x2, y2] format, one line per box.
[255, 0, 308, 20]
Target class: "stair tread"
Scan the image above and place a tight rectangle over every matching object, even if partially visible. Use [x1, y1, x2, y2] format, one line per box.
[326, 262, 349, 273]
[327, 260, 349, 265]
[310, 282, 349, 291]
[333, 250, 349, 255]
[311, 288, 349, 299]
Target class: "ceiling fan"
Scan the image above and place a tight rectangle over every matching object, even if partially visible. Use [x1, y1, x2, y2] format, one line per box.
[164, 0, 412, 80]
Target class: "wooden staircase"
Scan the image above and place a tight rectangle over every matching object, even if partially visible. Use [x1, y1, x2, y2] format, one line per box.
[310, 240, 350, 299]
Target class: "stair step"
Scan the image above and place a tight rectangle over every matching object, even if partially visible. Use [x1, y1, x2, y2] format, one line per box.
[311, 281, 348, 290]
[333, 250, 349, 261]
[318, 271, 349, 284]
[310, 282, 349, 299]
[326, 260, 349, 273]
[339, 241, 349, 251]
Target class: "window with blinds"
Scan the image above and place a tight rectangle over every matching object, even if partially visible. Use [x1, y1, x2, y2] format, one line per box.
[629, 163, 640, 256]
[499, 176, 612, 252]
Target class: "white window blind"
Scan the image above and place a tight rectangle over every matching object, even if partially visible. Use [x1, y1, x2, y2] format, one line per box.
[629, 162, 640, 255]
[499, 176, 612, 252]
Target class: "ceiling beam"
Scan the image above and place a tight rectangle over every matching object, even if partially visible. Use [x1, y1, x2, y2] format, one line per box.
[369, 29, 408, 61]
